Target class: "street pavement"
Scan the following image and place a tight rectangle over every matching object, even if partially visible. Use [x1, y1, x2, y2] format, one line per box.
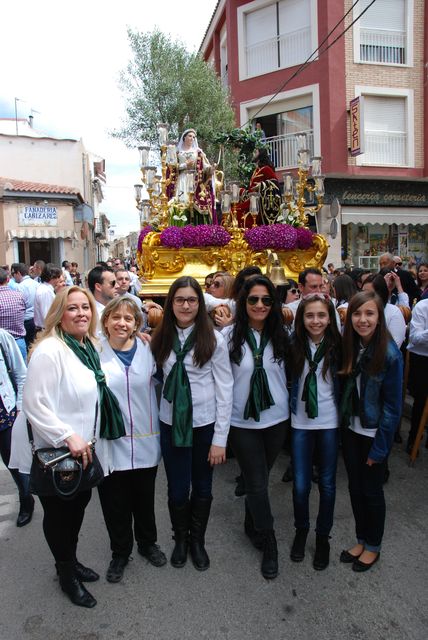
[1, 418, 427, 640]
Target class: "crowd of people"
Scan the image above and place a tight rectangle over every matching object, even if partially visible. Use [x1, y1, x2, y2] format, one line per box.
[0, 250, 426, 609]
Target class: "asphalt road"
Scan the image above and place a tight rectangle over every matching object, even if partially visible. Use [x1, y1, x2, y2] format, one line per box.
[1, 418, 427, 640]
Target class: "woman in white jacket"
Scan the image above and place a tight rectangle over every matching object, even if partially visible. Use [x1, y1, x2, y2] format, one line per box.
[0, 328, 30, 525]
[10, 286, 123, 609]
[98, 297, 166, 584]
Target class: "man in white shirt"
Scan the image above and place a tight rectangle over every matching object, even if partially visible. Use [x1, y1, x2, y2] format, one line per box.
[33, 264, 62, 330]
[87, 266, 119, 322]
[115, 269, 144, 310]
[11, 263, 40, 346]
[61, 260, 74, 286]
[285, 268, 341, 330]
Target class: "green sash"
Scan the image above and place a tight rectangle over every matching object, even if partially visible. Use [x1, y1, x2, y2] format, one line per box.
[163, 328, 195, 447]
[301, 339, 327, 419]
[243, 328, 275, 422]
[62, 332, 126, 440]
[339, 345, 372, 428]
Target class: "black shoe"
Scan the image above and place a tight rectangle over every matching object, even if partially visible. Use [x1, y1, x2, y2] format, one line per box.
[56, 561, 97, 608]
[290, 529, 308, 562]
[313, 534, 330, 571]
[352, 552, 380, 572]
[235, 474, 246, 497]
[138, 543, 167, 567]
[74, 561, 99, 582]
[168, 501, 190, 568]
[16, 495, 34, 527]
[261, 530, 278, 579]
[106, 556, 128, 583]
[282, 465, 293, 483]
[190, 496, 212, 571]
[340, 549, 362, 564]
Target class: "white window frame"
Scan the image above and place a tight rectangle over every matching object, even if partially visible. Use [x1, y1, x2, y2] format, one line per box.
[354, 85, 414, 167]
[237, 0, 318, 81]
[239, 83, 321, 154]
[353, 0, 414, 67]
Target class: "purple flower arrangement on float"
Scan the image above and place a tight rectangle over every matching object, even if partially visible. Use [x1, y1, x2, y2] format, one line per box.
[138, 224, 314, 252]
[244, 224, 314, 251]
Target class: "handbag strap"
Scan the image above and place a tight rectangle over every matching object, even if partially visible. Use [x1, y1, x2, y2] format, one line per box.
[27, 401, 99, 454]
[0, 341, 18, 394]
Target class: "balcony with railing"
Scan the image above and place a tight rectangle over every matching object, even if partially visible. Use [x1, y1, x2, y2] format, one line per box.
[359, 28, 406, 64]
[245, 26, 311, 77]
[362, 130, 407, 166]
[265, 130, 314, 171]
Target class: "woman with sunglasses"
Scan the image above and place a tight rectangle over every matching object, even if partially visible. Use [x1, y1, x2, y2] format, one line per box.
[223, 276, 289, 579]
[150, 276, 233, 571]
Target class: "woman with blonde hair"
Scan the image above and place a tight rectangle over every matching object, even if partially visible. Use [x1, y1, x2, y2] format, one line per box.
[10, 286, 125, 608]
[97, 297, 166, 583]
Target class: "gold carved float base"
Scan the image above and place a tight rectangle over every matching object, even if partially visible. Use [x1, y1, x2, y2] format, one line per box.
[137, 231, 329, 296]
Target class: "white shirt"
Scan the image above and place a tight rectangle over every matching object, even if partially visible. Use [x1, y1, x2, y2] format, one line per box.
[384, 303, 406, 348]
[99, 338, 161, 472]
[292, 343, 338, 430]
[16, 275, 40, 320]
[10, 336, 108, 475]
[203, 292, 235, 316]
[159, 324, 233, 447]
[0, 328, 26, 412]
[33, 283, 55, 328]
[407, 299, 428, 357]
[222, 325, 289, 429]
[95, 299, 106, 338]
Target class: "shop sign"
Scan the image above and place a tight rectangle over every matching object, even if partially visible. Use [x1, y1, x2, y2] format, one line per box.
[19, 206, 58, 226]
[350, 97, 364, 157]
[324, 179, 428, 208]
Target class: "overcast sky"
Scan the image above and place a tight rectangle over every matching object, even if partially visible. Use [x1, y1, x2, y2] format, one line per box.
[0, 0, 218, 237]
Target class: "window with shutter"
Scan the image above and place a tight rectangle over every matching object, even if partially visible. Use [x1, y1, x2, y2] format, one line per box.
[358, 0, 407, 64]
[363, 96, 407, 165]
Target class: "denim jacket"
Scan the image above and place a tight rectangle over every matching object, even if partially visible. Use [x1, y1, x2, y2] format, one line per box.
[353, 339, 403, 462]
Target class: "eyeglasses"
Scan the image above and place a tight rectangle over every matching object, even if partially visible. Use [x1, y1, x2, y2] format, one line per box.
[247, 295, 273, 306]
[210, 281, 223, 289]
[396, 262, 402, 267]
[173, 296, 199, 306]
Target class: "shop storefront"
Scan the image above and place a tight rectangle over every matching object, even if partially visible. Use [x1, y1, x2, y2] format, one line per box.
[325, 179, 428, 269]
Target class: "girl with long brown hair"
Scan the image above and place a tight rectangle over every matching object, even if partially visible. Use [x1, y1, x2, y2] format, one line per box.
[339, 291, 402, 572]
[151, 276, 233, 572]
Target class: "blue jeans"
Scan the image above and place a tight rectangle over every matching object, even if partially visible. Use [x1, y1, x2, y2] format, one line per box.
[292, 427, 339, 536]
[15, 337, 27, 362]
[160, 421, 214, 506]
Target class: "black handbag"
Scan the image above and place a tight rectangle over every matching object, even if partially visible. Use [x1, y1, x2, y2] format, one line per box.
[28, 403, 104, 500]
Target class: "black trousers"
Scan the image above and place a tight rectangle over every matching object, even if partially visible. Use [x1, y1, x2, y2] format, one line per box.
[39, 490, 92, 562]
[408, 352, 428, 443]
[98, 467, 158, 558]
[229, 422, 285, 531]
[342, 429, 386, 552]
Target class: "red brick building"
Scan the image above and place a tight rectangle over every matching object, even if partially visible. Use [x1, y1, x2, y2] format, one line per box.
[201, 0, 428, 267]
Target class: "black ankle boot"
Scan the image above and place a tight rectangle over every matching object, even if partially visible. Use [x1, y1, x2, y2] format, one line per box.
[190, 495, 212, 571]
[56, 561, 96, 608]
[261, 530, 278, 579]
[313, 534, 330, 570]
[290, 528, 308, 562]
[16, 494, 34, 527]
[74, 560, 100, 582]
[244, 501, 263, 550]
[168, 501, 190, 568]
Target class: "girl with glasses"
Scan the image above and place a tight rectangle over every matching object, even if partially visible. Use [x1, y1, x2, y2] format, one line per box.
[289, 294, 342, 570]
[223, 276, 289, 579]
[150, 276, 233, 571]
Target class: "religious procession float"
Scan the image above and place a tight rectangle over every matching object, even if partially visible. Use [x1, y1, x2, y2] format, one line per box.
[135, 124, 328, 295]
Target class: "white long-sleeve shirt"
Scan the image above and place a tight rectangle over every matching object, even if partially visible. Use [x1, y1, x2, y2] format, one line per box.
[384, 303, 406, 348]
[222, 325, 289, 429]
[159, 324, 233, 447]
[9, 336, 108, 475]
[99, 338, 160, 472]
[407, 299, 428, 357]
[33, 283, 55, 328]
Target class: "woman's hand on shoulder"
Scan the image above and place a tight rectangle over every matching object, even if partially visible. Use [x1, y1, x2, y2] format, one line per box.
[208, 445, 226, 466]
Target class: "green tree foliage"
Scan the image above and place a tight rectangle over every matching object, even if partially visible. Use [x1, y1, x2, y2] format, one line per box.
[213, 126, 268, 187]
[112, 28, 236, 157]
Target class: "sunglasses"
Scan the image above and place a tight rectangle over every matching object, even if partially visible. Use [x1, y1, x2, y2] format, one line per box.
[288, 288, 299, 295]
[247, 295, 273, 306]
[210, 281, 223, 288]
[108, 280, 116, 287]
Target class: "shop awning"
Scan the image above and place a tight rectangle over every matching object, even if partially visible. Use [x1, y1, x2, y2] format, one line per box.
[6, 229, 78, 241]
[341, 207, 428, 226]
